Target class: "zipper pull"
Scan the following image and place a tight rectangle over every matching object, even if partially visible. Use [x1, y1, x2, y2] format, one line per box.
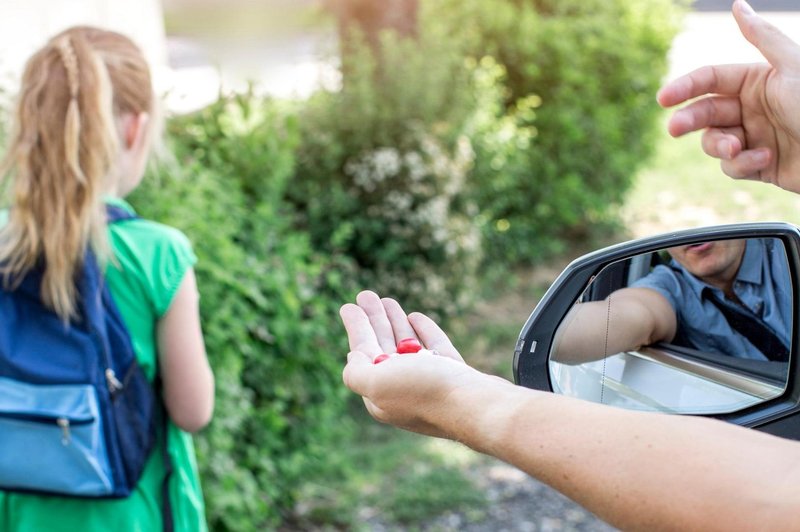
[106, 368, 123, 393]
[57, 417, 71, 446]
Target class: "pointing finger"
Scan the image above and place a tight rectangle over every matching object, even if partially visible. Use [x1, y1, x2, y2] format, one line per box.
[733, 0, 800, 72]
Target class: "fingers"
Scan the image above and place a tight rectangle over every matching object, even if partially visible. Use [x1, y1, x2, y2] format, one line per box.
[720, 147, 772, 179]
[381, 296, 418, 343]
[657, 64, 754, 109]
[408, 312, 465, 363]
[733, 0, 800, 72]
[345, 290, 464, 363]
[695, 126, 772, 178]
[701, 127, 745, 160]
[666, 96, 742, 138]
[339, 303, 381, 355]
[657, 0, 800, 111]
[342, 350, 374, 397]
[356, 290, 399, 354]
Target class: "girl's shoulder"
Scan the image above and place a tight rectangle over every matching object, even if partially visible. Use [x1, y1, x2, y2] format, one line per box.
[113, 215, 194, 253]
[105, 200, 197, 318]
[106, 199, 194, 257]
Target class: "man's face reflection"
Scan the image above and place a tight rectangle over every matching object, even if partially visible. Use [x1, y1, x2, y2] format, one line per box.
[667, 239, 746, 292]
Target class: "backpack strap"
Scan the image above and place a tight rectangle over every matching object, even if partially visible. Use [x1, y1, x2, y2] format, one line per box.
[105, 203, 174, 532]
[106, 203, 138, 224]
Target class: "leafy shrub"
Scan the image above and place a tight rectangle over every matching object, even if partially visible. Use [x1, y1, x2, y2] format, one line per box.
[437, 0, 685, 264]
[287, 9, 483, 319]
[130, 93, 359, 530]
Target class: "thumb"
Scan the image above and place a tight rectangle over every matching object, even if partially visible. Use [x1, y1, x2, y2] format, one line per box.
[342, 350, 374, 397]
[733, 0, 800, 71]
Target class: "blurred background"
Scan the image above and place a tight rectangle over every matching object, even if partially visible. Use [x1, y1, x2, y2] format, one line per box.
[2, 1, 800, 530]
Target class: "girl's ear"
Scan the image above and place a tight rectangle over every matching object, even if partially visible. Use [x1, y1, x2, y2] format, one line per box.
[122, 112, 150, 151]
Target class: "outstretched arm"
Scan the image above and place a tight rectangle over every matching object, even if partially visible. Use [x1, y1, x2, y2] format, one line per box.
[657, 0, 800, 192]
[551, 287, 676, 364]
[341, 290, 800, 531]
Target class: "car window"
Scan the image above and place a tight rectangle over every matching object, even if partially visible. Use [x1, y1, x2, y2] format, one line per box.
[548, 237, 792, 415]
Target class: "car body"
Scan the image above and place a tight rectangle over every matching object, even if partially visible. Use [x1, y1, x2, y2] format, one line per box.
[514, 222, 800, 439]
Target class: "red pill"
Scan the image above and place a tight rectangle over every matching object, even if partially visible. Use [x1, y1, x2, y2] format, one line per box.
[396, 337, 422, 354]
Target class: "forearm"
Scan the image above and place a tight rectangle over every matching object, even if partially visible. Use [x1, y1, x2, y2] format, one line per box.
[553, 289, 675, 365]
[554, 302, 648, 364]
[443, 377, 800, 530]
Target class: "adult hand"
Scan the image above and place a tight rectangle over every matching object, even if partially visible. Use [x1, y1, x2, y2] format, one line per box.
[340, 290, 499, 439]
[657, 0, 800, 192]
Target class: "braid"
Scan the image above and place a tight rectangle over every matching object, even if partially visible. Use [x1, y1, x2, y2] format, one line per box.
[55, 37, 80, 99]
[54, 36, 86, 185]
[0, 27, 154, 321]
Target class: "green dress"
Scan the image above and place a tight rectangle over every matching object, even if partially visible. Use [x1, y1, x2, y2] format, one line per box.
[0, 198, 207, 531]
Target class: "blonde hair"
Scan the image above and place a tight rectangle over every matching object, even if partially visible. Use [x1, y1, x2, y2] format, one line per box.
[0, 26, 154, 320]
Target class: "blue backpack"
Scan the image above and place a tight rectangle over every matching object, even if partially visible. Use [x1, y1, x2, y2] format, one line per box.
[0, 205, 157, 498]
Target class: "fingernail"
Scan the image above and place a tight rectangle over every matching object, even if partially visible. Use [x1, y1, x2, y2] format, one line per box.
[717, 139, 731, 159]
[752, 148, 770, 165]
[738, 0, 755, 16]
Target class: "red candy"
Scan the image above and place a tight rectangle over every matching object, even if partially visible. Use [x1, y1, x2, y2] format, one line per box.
[396, 337, 422, 354]
[373, 354, 391, 364]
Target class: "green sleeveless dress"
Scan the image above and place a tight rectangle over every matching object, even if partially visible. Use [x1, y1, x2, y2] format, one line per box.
[0, 198, 207, 531]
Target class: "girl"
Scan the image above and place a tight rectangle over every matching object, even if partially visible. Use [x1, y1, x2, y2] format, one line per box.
[0, 26, 214, 531]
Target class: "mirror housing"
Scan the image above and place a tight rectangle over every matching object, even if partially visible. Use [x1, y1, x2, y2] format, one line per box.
[514, 222, 800, 439]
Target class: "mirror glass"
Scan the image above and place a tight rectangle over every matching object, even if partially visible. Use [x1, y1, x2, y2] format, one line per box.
[548, 237, 792, 414]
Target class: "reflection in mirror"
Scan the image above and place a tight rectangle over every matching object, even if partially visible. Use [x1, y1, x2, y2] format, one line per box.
[548, 237, 792, 414]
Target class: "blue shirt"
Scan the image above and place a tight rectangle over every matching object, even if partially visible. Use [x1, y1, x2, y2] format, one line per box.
[632, 238, 792, 361]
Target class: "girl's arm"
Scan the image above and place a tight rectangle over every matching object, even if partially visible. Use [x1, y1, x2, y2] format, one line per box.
[157, 268, 214, 432]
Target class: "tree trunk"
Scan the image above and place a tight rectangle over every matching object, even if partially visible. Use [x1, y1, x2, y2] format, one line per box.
[329, 0, 419, 54]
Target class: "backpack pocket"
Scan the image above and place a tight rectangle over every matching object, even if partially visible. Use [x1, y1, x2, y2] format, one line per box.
[0, 376, 114, 497]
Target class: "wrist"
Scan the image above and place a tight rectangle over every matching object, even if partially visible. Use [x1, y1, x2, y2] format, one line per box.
[442, 374, 531, 456]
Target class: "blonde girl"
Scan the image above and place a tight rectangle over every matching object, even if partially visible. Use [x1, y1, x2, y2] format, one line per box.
[0, 26, 214, 531]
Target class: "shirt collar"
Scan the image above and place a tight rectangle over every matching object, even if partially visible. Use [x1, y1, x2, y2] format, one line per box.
[735, 238, 764, 286]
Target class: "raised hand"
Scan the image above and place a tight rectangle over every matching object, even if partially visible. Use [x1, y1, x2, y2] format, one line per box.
[657, 0, 800, 192]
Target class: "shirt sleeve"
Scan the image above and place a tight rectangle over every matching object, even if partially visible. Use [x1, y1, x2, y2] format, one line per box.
[109, 219, 198, 319]
[146, 226, 198, 317]
[631, 264, 683, 318]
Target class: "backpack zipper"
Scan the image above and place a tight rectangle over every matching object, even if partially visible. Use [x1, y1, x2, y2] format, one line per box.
[0, 412, 94, 446]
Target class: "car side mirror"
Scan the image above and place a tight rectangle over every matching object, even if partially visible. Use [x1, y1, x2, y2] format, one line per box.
[514, 222, 800, 439]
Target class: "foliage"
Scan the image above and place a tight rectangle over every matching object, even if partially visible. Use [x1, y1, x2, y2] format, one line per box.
[130, 93, 359, 529]
[288, 411, 487, 530]
[287, 9, 483, 320]
[436, 0, 686, 265]
[0, 0, 688, 526]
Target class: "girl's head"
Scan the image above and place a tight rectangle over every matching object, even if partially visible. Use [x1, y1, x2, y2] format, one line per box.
[0, 26, 156, 320]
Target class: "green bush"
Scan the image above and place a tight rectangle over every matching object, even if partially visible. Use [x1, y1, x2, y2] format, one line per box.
[287, 9, 483, 320]
[130, 93, 359, 530]
[438, 0, 685, 264]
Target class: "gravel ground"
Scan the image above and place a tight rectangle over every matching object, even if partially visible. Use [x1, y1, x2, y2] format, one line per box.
[357, 458, 617, 532]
